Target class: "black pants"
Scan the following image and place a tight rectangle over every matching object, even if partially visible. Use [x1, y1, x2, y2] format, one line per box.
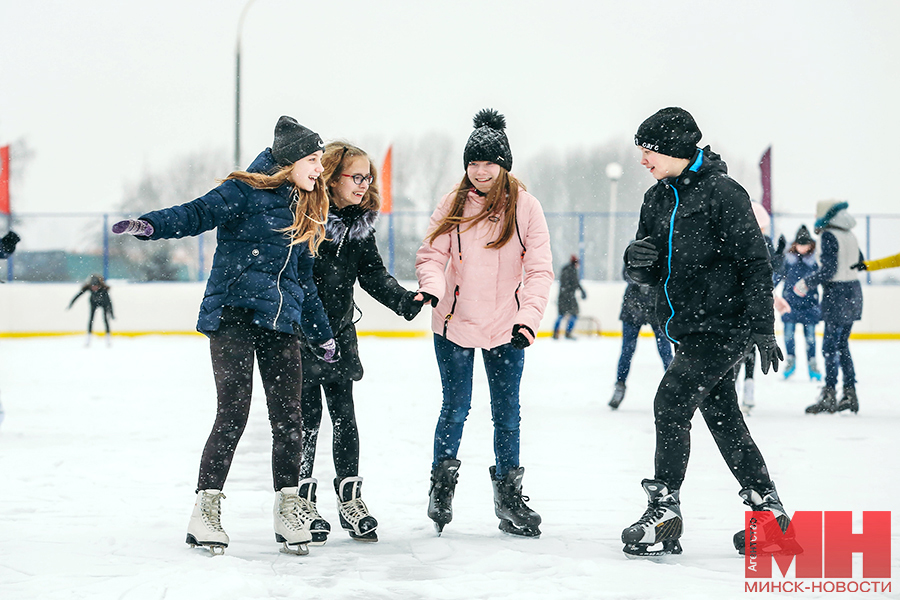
[299, 378, 359, 480]
[88, 302, 111, 334]
[654, 333, 773, 491]
[197, 309, 304, 492]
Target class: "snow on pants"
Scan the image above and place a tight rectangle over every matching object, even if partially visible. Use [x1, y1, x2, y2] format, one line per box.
[198, 310, 304, 492]
[616, 320, 673, 383]
[653, 332, 773, 492]
[432, 333, 524, 480]
[299, 379, 359, 480]
[822, 322, 855, 389]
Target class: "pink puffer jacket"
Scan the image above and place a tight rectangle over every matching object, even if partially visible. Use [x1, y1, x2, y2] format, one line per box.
[415, 188, 554, 349]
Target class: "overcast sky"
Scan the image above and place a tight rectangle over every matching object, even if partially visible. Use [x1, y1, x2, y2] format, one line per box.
[1, 0, 898, 217]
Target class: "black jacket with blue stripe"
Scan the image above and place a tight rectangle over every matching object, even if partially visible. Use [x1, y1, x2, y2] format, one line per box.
[137, 149, 333, 343]
[624, 146, 774, 344]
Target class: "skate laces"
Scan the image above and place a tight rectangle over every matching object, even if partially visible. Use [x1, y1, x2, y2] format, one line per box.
[636, 503, 667, 527]
[297, 497, 323, 522]
[199, 491, 226, 532]
[277, 492, 305, 531]
[340, 497, 370, 522]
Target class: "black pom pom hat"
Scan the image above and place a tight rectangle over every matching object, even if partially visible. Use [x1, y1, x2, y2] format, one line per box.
[463, 108, 513, 171]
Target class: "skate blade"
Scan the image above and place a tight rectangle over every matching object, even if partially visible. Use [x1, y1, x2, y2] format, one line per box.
[498, 519, 541, 538]
[308, 532, 328, 546]
[280, 541, 310, 555]
[623, 540, 682, 558]
[433, 521, 446, 536]
[349, 531, 378, 542]
[186, 534, 227, 556]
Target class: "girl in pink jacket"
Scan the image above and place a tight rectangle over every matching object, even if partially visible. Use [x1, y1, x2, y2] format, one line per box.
[415, 109, 554, 537]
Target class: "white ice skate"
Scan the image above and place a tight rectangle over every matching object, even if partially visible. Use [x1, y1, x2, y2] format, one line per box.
[274, 486, 313, 555]
[741, 379, 755, 416]
[186, 489, 229, 555]
[335, 476, 378, 542]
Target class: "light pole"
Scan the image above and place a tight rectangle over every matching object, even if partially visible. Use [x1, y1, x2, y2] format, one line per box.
[605, 162, 623, 280]
[235, 0, 258, 169]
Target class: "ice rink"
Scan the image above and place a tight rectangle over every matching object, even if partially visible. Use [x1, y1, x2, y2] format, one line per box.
[1, 334, 897, 599]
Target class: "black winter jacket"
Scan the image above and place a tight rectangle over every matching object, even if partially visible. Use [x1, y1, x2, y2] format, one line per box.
[557, 262, 585, 316]
[624, 147, 774, 343]
[138, 149, 333, 342]
[300, 205, 415, 384]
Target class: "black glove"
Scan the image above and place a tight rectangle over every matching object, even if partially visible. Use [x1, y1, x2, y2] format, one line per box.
[510, 324, 535, 349]
[751, 333, 784, 374]
[625, 237, 658, 268]
[775, 234, 787, 256]
[1, 231, 20, 254]
[311, 338, 341, 364]
[581, 290, 587, 300]
[850, 261, 867, 271]
[398, 291, 438, 321]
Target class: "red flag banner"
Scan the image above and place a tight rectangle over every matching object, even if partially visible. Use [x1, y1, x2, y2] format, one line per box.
[380, 145, 392, 214]
[759, 146, 772, 215]
[0, 145, 10, 215]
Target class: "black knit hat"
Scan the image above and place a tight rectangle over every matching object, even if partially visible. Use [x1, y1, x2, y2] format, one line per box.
[271, 116, 324, 167]
[634, 107, 702, 159]
[463, 109, 512, 171]
[794, 225, 814, 245]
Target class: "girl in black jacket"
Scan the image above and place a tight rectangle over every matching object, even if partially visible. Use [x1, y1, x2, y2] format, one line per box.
[620, 108, 791, 558]
[68, 274, 114, 346]
[295, 142, 427, 544]
[112, 116, 338, 557]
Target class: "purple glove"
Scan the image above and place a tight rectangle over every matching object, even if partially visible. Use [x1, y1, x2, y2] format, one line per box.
[112, 219, 154, 237]
[312, 338, 341, 364]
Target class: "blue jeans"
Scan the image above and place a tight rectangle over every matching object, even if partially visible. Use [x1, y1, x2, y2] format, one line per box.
[616, 321, 674, 383]
[553, 313, 576, 336]
[822, 322, 855, 388]
[783, 322, 817, 360]
[432, 334, 524, 479]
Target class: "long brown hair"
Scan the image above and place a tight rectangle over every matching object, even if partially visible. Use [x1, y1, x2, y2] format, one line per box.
[322, 142, 381, 212]
[426, 168, 524, 249]
[223, 164, 328, 255]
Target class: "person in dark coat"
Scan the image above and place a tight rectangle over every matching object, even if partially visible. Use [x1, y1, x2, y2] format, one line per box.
[68, 274, 114, 346]
[620, 107, 790, 558]
[795, 201, 863, 414]
[775, 225, 821, 380]
[112, 116, 338, 556]
[552, 255, 586, 339]
[608, 273, 672, 409]
[296, 142, 428, 544]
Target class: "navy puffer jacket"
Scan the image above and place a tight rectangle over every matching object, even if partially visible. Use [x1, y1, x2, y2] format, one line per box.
[138, 149, 333, 342]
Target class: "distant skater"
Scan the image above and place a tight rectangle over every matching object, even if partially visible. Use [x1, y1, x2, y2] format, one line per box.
[552, 255, 586, 339]
[68, 274, 114, 346]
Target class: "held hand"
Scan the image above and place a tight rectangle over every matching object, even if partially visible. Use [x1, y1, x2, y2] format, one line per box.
[850, 261, 868, 271]
[510, 324, 535, 349]
[312, 338, 341, 364]
[751, 333, 784, 374]
[416, 291, 438, 306]
[793, 279, 809, 297]
[625, 237, 658, 268]
[112, 219, 154, 237]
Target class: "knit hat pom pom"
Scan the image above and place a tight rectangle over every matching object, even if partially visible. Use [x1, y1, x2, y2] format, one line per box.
[473, 108, 506, 131]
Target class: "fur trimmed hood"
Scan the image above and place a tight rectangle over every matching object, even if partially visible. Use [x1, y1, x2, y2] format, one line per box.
[325, 206, 378, 244]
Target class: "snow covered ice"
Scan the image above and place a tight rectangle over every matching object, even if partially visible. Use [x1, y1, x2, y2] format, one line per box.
[1, 334, 898, 599]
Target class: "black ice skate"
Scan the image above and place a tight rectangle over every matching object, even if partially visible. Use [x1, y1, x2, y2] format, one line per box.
[733, 486, 801, 557]
[609, 382, 626, 410]
[490, 466, 542, 537]
[334, 476, 378, 542]
[835, 386, 859, 413]
[805, 386, 836, 414]
[297, 478, 331, 546]
[186, 489, 229, 556]
[428, 458, 461, 534]
[621, 479, 683, 557]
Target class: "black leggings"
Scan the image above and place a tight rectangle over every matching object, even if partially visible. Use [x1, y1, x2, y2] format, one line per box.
[197, 310, 304, 492]
[654, 333, 773, 491]
[88, 302, 111, 334]
[299, 378, 359, 480]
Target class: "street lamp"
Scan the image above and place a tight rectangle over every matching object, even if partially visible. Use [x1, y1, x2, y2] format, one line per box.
[235, 0, 258, 169]
[605, 162, 623, 280]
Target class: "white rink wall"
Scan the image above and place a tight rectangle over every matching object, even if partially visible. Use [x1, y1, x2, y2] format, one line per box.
[1, 280, 898, 336]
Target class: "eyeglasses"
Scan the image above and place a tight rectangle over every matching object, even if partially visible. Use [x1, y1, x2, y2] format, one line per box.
[341, 173, 374, 186]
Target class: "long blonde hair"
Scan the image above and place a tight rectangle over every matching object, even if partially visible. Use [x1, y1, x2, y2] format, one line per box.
[426, 168, 524, 248]
[223, 165, 328, 255]
[322, 142, 381, 212]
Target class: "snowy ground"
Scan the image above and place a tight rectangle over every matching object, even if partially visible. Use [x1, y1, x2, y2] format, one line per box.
[0, 334, 897, 600]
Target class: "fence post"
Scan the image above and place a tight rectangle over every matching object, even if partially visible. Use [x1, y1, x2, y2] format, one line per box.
[102, 213, 110, 281]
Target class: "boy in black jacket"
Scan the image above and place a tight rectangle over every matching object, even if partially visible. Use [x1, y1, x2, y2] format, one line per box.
[620, 107, 791, 557]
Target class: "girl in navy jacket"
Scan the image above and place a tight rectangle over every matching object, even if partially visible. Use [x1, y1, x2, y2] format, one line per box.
[113, 116, 337, 557]
[775, 225, 821, 380]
